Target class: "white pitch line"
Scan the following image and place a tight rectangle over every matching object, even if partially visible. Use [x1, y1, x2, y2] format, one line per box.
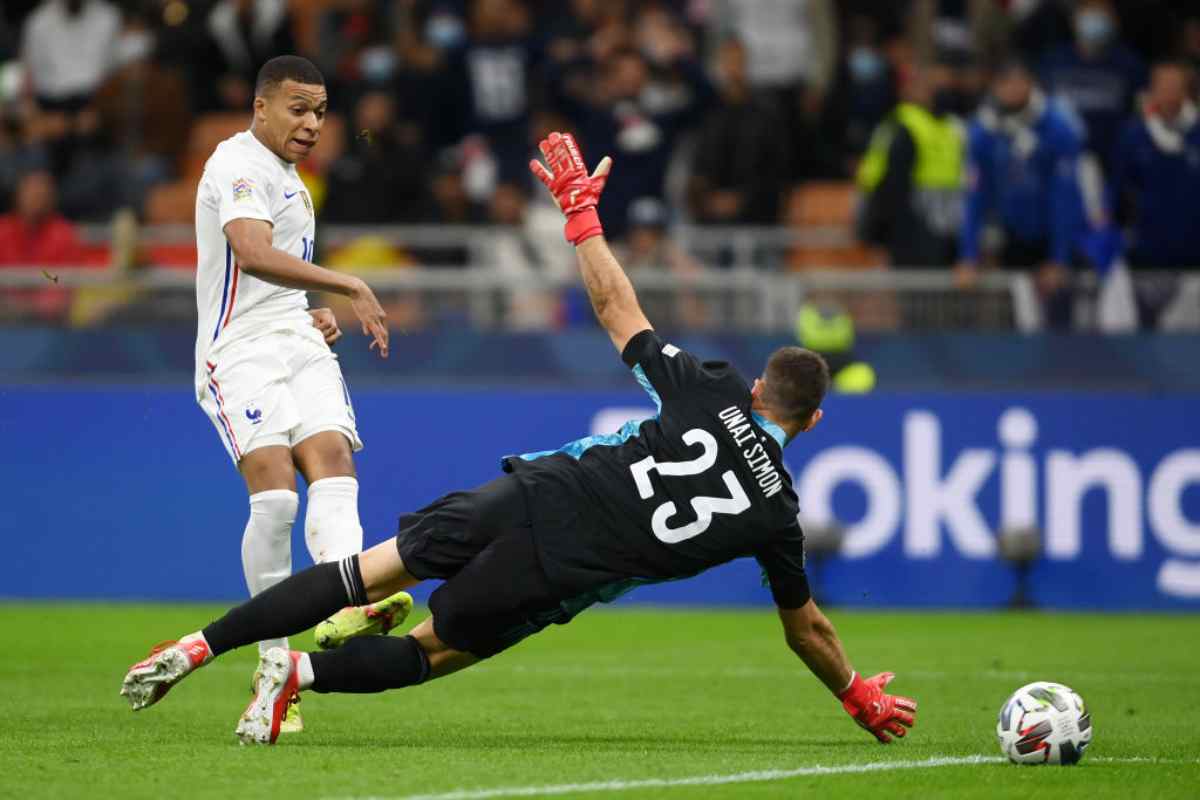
[330, 755, 1004, 800]
[327, 755, 1200, 800]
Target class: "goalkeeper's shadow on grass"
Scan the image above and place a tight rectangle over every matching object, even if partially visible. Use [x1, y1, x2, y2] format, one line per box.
[278, 731, 871, 752]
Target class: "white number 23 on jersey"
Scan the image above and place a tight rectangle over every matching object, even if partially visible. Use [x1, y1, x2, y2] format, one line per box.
[629, 428, 751, 543]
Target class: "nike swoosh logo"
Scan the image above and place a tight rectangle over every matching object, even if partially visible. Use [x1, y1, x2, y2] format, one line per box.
[283, 190, 299, 199]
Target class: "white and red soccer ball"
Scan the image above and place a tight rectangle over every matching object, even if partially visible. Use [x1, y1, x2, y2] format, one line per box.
[996, 681, 1093, 765]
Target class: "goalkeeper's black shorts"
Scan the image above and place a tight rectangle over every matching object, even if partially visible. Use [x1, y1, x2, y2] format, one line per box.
[394, 474, 589, 658]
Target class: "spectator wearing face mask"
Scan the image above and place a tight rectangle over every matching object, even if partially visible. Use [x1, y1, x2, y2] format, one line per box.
[958, 60, 1088, 329]
[1111, 59, 1200, 327]
[821, 14, 897, 167]
[856, 59, 966, 269]
[1039, 0, 1146, 173]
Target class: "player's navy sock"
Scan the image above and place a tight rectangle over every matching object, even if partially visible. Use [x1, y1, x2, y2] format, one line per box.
[202, 556, 367, 656]
[308, 634, 431, 693]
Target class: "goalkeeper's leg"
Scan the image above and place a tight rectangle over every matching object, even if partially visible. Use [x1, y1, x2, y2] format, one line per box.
[121, 540, 415, 710]
[206, 539, 414, 655]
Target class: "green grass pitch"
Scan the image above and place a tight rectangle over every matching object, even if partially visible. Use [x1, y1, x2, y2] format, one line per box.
[2, 604, 1198, 799]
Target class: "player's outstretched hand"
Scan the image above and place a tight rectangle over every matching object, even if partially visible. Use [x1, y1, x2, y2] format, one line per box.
[529, 131, 611, 245]
[309, 307, 342, 346]
[348, 278, 389, 358]
[838, 671, 917, 744]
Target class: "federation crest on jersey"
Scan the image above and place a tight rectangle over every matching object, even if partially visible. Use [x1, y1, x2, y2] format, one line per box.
[232, 177, 255, 203]
[300, 189, 313, 217]
[243, 400, 264, 425]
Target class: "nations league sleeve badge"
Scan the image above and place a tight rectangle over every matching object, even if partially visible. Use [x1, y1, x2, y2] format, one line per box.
[232, 177, 255, 203]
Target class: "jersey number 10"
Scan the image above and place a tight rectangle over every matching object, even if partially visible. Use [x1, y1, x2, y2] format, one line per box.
[630, 428, 751, 544]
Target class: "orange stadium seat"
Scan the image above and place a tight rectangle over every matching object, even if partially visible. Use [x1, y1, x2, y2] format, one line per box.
[144, 178, 200, 225]
[784, 182, 884, 271]
[789, 182, 858, 227]
[182, 112, 251, 177]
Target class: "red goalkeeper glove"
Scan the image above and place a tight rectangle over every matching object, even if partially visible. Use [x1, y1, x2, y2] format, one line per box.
[529, 131, 612, 245]
[837, 671, 918, 744]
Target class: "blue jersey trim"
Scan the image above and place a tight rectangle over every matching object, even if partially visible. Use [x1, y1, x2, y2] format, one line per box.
[632, 364, 661, 412]
[518, 363, 661, 462]
[752, 412, 788, 448]
[213, 244, 233, 341]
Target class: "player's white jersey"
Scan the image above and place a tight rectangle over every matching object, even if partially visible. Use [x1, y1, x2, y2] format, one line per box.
[194, 130, 315, 398]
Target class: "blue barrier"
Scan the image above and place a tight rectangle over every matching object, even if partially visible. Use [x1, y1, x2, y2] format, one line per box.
[2, 384, 1198, 609]
[4, 327, 1200, 391]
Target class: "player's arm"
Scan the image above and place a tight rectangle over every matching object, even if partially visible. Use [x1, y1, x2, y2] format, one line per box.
[224, 218, 388, 356]
[777, 600, 918, 744]
[530, 132, 652, 353]
[574, 237, 653, 352]
[758, 536, 916, 744]
[777, 600, 852, 692]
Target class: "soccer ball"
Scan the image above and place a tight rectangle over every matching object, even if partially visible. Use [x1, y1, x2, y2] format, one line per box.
[996, 681, 1092, 765]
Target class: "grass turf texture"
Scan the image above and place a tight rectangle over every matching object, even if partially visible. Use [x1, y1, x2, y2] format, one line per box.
[1, 605, 1197, 799]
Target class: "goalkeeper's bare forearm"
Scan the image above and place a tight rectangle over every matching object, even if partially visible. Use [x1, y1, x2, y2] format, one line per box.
[777, 600, 853, 693]
[778, 598, 919, 743]
[575, 237, 653, 352]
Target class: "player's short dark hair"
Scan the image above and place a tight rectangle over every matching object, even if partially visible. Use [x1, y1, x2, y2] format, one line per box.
[1150, 58, 1195, 78]
[255, 55, 324, 97]
[761, 347, 830, 427]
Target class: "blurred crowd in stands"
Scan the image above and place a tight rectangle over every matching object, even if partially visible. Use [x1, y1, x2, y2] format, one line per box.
[1, 0, 1199, 330]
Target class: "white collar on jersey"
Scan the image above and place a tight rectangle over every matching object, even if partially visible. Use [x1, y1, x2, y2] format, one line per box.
[239, 129, 292, 170]
[752, 412, 788, 449]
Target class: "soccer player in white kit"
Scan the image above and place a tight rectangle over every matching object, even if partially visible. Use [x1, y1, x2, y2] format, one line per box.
[193, 56, 410, 732]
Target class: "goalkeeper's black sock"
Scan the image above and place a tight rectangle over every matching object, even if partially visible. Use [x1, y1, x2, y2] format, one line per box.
[202, 556, 367, 656]
[308, 634, 431, 693]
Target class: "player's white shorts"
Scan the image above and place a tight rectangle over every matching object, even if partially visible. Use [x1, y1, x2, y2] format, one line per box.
[199, 327, 362, 465]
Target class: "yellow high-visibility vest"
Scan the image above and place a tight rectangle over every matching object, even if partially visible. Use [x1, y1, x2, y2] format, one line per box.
[796, 304, 854, 353]
[857, 103, 964, 192]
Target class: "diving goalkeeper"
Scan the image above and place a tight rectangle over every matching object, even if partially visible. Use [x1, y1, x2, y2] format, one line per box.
[121, 133, 917, 747]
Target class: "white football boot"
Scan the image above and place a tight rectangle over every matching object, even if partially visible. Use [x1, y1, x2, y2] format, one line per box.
[236, 648, 302, 745]
[121, 637, 212, 710]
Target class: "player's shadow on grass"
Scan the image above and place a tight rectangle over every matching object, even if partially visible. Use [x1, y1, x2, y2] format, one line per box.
[296, 731, 867, 751]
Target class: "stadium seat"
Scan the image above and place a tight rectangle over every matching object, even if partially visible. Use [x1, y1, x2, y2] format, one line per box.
[784, 182, 885, 271]
[182, 113, 251, 177]
[144, 178, 200, 225]
[789, 182, 858, 227]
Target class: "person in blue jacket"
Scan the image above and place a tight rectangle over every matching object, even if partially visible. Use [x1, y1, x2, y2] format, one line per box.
[1038, 0, 1146, 174]
[958, 59, 1087, 329]
[1111, 59, 1200, 328]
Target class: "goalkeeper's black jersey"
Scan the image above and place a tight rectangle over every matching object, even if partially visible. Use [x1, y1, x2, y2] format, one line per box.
[502, 330, 810, 608]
